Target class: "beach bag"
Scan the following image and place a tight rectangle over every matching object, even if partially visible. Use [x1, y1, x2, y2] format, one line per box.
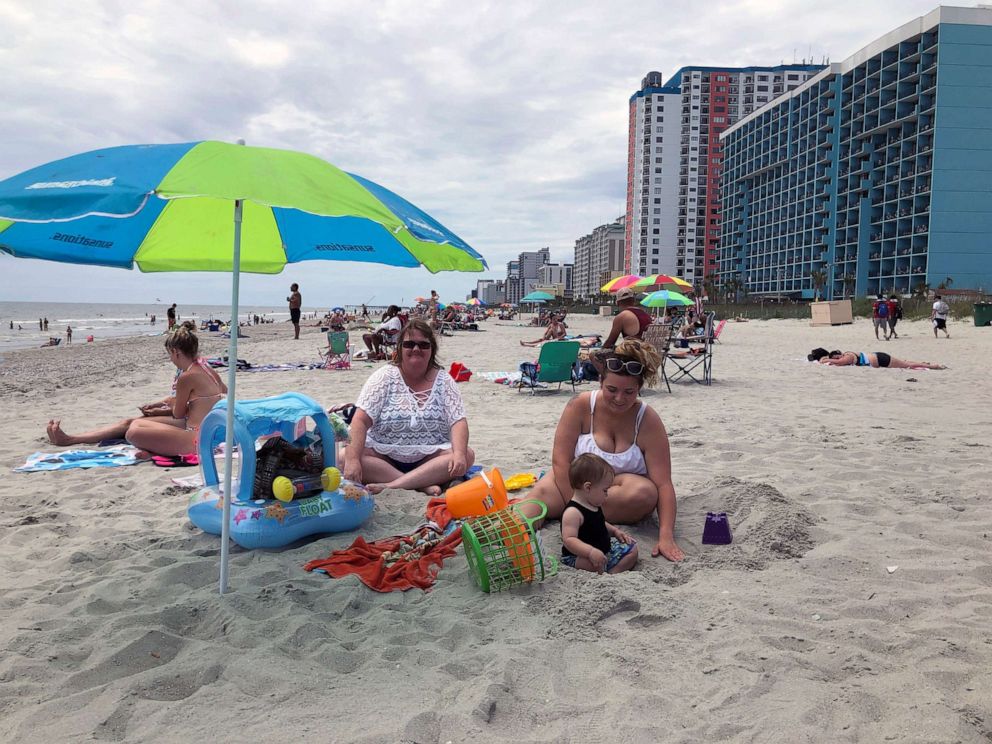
[895, 305, 903, 320]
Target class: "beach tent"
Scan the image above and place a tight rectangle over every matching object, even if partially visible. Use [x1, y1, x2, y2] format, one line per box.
[0, 141, 487, 593]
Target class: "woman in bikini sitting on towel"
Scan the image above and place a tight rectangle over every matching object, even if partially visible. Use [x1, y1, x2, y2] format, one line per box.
[525, 338, 685, 562]
[47, 322, 226, 455]
[807, 348, 946, 370]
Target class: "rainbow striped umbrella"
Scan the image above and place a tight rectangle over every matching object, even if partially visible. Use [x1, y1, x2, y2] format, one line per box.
[632, 274, 692, 293]
[467, 298, 484, 305]
[600, 274, 642, 293]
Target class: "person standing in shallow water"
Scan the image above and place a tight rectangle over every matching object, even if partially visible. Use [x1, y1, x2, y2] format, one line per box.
[287, 283, 302, 340]
[167, 303, 177, 330]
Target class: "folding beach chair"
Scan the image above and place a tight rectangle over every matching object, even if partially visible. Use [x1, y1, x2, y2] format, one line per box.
[711, 318, 727, 343]
[666, 312, 714, 385]
[518, 341, 580, 394]
[642, 320, 680, 393]
[320, 331, 351, 370]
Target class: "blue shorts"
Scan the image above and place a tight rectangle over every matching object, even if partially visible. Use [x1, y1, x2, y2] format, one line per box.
[562, 537, 636, 570]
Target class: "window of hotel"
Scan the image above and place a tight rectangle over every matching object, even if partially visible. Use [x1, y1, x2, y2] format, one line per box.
[656, 116, 664, 122]
[716, 75, 727, 81]
[757, 85, 768, 92]
[652, 239, 659, 244]
[714, 116, 726, 123]
[787, 74, 799, 80]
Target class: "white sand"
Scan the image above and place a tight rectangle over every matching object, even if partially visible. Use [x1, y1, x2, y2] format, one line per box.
[1, 316, 990, 743]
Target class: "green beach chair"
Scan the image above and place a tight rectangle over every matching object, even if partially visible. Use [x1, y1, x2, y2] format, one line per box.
[321, 331, 351, 370]
[518, 341, 580, 394]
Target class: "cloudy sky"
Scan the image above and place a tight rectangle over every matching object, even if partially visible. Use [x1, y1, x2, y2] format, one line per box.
[1, 0, 939, 307]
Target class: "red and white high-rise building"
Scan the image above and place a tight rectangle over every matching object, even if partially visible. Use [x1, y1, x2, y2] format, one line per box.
[626, 65, 824, 285]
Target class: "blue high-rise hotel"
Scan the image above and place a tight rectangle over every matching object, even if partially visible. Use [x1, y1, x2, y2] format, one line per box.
[717, 6, 992, 299]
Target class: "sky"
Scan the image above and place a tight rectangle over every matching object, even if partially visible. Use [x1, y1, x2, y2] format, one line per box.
[0, 0, 941, 307]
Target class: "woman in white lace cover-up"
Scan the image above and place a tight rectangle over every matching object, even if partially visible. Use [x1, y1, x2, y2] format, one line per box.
[344, 319, 474, 495]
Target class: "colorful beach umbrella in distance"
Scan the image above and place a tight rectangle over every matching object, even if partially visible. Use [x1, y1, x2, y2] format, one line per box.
[467, 298, 484, 305]
[0, 140, 487, 594]
[600, 274, 642, 293]
[632, 274, 693, 293]
[640, 290, 693, 308]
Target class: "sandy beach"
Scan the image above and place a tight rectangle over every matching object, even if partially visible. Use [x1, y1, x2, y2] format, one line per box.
[1, 315, 990, 743]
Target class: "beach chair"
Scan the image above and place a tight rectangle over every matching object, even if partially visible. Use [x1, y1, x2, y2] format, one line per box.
[320, 331, 351, 370]
[518, 341, 580, 394]
[666, 312, 714, 385]
[642, 321, 680, 393]
[711, 318, 727, 343]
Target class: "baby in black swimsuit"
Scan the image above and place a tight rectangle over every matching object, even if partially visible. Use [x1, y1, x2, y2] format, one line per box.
[560, 453, 638, 574]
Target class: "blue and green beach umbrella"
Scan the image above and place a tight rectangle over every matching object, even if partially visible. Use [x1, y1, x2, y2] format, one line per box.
[0, 141, 486, 593]
[640, 290, 693, 308]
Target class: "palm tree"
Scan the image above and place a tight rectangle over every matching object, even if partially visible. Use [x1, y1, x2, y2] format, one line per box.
[841, 273, 856, 298]
[912, 281, 931, 314]
[724, 277, 744, 303]
[702, 279, 717, 303]
[937, 276, 953, 290]
[810, 269, 827, 300]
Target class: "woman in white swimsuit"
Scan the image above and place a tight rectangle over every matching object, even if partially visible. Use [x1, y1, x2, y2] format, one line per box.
[527, 339, 685, 562]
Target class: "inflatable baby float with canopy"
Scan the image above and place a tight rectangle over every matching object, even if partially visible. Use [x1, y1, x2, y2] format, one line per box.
[187, 392, 374, 549]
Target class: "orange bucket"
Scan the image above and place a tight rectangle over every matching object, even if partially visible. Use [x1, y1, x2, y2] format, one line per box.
[445, 468, 508, 519]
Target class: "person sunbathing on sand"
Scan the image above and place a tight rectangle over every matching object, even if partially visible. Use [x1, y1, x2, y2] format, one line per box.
[343, 319, 473, 496]
[807, 347, 946, 370]
[520, 314, 567, 346]
[47, 322, 226, 456]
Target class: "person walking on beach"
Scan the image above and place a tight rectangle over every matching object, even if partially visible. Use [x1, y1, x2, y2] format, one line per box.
[287, 282, 302, 340]
[167, 303, 177, 330]
[65, 325, 72, 344]
[871, 294, 890, 341]
[931, 294, 950, 339]
[887, 295, 902, 339]
[560, 454, 638, 574]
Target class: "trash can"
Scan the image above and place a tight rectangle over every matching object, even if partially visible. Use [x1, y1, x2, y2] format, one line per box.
[974, 303, 992, 327]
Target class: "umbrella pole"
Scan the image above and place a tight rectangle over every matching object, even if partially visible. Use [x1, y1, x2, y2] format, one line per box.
[219, 198, 243, 594]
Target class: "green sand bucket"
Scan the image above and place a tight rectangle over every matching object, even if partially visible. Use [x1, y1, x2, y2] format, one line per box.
[462, 500, 558, 593]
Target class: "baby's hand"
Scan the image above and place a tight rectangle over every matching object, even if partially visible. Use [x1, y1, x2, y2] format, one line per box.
[587, 548, 607, 573]
[613, 528, 633, 544]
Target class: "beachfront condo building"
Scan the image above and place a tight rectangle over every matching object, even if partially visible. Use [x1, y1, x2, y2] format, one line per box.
[716, 5, 992, 299]
[504, 247, 551, 304]
[572, 216, 626, 300]
[625, 65, 823, 284]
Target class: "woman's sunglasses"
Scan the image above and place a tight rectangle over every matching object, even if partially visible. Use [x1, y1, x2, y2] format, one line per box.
[604, 357, 643, 375]
[401, 340, 432, 350]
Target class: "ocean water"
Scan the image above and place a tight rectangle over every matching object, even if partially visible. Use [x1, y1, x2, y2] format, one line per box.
[0, 301, 298, 351]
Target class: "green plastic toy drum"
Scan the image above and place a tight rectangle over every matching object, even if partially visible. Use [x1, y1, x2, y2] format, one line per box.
[461, 500, 558, 592]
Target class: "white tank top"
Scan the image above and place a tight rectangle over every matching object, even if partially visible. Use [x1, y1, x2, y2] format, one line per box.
[573, 391, 648, 476]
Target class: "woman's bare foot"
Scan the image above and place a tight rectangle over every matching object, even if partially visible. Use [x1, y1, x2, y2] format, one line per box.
[46, 419, 75, 446]
[421, 485, 442, 496]
[367, 483, 388, 495]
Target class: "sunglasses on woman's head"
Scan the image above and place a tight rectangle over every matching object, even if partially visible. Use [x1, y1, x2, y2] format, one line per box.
[604, 357, 643, 375]
[402, 340, 432, 350]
